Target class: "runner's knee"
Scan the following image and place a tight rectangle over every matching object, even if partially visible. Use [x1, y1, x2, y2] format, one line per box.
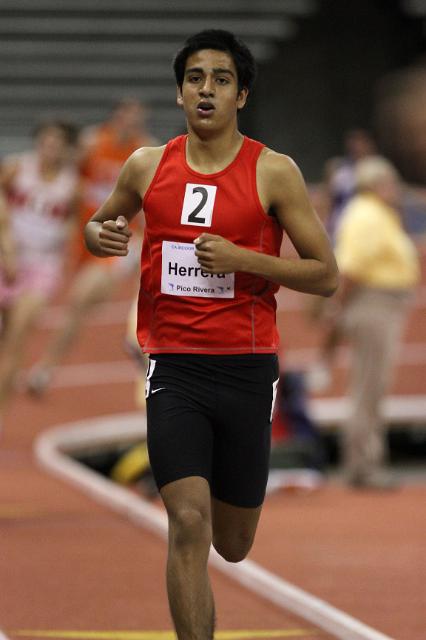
[213, 530, 254, 563]
[169, 507, 212, 549]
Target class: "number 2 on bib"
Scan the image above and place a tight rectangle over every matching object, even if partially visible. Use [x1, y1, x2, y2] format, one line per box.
[181, 183, 217, 227]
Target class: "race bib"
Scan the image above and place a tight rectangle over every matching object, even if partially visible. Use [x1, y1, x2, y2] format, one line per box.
[181, 183, 217, 227]
[161, 240, 234, 298]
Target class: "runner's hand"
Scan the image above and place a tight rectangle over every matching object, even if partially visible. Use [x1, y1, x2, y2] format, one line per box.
[98, 216, 132, 256]
[194, 233, 244, 274]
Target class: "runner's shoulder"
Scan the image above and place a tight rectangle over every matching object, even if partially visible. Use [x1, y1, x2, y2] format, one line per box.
[259, 147, 299, 176]
[128, 144, 167, 174]
[258, 147, 304, 193]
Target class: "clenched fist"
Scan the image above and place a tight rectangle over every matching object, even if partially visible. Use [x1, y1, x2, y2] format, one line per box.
[98, 215, 132, 256]
[194, 233, 245, 274]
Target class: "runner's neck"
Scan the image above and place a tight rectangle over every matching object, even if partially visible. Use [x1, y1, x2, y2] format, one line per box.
[185, 129, 244, 175]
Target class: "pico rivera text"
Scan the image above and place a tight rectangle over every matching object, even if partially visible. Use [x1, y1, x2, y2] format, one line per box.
[161, 240, 235, 299]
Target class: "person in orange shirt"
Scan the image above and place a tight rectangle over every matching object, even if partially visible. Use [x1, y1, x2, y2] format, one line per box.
[27, 99, 157, 395]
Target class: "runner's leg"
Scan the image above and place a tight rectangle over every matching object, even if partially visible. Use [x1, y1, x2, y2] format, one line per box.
[27, 263, 117, 394]
[161, 476, 215, 640]
[211, 498, 262, 562]
[0, 292, 46, 410]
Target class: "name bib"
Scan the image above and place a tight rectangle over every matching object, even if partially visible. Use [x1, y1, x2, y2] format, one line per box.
[161, 240, 235, 298]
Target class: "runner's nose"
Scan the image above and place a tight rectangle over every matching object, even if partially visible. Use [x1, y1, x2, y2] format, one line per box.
[199, 77, 214, 97]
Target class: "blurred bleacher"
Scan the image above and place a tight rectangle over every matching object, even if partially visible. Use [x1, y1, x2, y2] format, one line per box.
[0, 0, 317, 152]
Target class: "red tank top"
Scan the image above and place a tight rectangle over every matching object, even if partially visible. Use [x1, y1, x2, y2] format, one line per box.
[137, 134, 283, 354]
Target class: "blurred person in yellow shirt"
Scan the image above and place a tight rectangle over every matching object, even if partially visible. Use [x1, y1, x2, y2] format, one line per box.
[329, 156, 419, 488]
[335, 159, 419, 290]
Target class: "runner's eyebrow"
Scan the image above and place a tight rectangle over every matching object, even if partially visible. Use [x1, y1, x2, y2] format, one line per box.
[213, 68, 235, 77]
[185, 67, 235, 78]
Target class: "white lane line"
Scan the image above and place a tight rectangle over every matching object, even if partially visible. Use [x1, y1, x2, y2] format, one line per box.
[284, 343, 426, 368]
[309, 395, 426, 426]
[24, 340, 426, 392]
[22, 355, 426, 428]
[214, 557, 395, 640]
[34, 413, 395, 640]
[38, 284, 426, 330]
[0, 630, 12, 639]
[37, 361, 137, 389]
[23, 359, 426, 425]
[39, 300, 133, 329]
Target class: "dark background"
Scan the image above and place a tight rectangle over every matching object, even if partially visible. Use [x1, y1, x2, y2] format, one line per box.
[242, 0, 426, 179]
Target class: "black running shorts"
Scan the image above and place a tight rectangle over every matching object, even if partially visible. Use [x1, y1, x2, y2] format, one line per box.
[146, 353, 279, 508]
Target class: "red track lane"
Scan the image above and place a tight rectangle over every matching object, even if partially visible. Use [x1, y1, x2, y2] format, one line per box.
[0, 435, 333, 640]
[1, 240, 425, 640]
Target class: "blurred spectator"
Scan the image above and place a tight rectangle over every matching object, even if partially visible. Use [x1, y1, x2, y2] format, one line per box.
[306, 130, 376, 392]
[330, 156, 420, 489]
[0, 120, 79, 423]
[324, 128, 376, 240]
[27, 98, 157, 395]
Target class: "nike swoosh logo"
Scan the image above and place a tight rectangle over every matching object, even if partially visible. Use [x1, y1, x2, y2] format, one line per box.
[151, 387, 166, 394]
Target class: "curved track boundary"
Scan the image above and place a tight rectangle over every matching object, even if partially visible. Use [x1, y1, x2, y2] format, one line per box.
[34, 412, 395, 640]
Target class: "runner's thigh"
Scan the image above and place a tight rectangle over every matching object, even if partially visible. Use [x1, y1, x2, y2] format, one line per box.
[211, 355, 279, 508]
[146, 356, 214, 492]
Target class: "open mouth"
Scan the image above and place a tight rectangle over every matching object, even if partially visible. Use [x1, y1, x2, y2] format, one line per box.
[197, 101, 215, 116]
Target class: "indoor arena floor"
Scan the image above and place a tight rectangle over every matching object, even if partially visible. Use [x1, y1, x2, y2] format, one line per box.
[1, 242, 425, 640]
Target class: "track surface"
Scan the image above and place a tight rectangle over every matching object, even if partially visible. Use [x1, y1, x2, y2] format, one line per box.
[1, 243, 426, 640]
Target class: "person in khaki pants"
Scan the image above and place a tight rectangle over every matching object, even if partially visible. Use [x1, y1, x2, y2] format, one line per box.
[332, 156, 420, 489]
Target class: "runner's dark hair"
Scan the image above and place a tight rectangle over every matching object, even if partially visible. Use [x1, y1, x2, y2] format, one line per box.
[173, 29, 257, 93]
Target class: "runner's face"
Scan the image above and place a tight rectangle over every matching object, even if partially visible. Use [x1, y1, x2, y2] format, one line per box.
[178, 49, 248, 132]
[112, 101, 145, 134]
[36, 127, 70, 165]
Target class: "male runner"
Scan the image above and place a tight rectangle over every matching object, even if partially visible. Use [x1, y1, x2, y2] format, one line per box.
[85, 30, 338, 640]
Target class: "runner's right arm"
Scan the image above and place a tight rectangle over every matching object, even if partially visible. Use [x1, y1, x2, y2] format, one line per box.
[84, 146, 163, 258]
[84, 152, 142, 258]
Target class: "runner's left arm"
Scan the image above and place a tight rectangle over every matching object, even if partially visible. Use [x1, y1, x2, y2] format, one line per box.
[195, 151, 339, 297]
